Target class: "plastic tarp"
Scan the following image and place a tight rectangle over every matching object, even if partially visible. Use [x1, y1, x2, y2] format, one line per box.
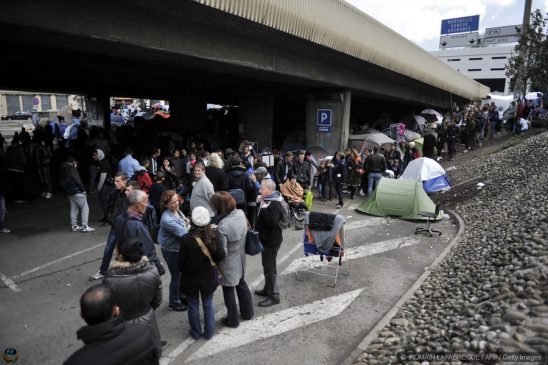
[400, 157, 451, 193]
[356, 178, 443, 220]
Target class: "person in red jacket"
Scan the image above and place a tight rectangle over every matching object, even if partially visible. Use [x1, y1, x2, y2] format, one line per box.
[136, 158, 153, 193]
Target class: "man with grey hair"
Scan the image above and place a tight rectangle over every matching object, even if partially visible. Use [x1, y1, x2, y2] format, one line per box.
[254, 178, 285, 307]
[89, 189, 163, 281]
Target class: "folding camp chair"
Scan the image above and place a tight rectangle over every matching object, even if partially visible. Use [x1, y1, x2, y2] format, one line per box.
[295, 212, 349, 286]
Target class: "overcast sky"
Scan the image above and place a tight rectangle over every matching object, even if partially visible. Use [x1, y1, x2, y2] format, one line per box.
[344, 0, 548, 51]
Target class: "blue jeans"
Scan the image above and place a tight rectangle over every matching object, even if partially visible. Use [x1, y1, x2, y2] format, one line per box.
[100, 230, 117, 274]
[0, 195, 6, 229]
[161, 249, 182, 307]
[489, 121, 497, 138]
[187, 292, 215, 339]
[367, 173, 383, 196]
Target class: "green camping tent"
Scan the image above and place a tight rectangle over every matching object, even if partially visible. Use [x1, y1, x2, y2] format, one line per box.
[357, 178, 443, 220]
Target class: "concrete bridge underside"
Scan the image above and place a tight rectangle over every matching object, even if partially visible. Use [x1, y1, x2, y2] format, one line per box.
[0, 0, 461, 151]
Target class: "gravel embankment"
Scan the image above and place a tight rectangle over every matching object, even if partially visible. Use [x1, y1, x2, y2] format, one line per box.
[353, 131, 548, 364]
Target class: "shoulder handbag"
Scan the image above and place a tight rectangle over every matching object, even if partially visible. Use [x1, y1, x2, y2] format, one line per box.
[245, 217, 264, 256]
[195, 236, 222, 286]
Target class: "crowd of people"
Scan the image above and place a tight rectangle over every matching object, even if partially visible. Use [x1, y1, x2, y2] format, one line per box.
[0, 98, 537, 363]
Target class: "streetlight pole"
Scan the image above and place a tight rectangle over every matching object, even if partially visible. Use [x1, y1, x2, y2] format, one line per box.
[521, 0, 532, 96]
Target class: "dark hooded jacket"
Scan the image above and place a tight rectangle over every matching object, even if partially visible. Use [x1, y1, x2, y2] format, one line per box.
[225, 166, 256, 209]
[63, 318, 159, 365]
[103, 257, 162, 355]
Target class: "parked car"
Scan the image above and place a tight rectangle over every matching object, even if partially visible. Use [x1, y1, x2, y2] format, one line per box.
[1, 111, 32, 120]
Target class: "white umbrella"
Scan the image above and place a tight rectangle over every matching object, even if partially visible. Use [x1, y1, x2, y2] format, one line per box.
[420, 109, 443, 123]
[357, 133, 396, 153]
[404, 129, 421, 141]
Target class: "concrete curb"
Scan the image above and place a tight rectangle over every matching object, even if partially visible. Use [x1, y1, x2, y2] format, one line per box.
[340, 209, 465, 365]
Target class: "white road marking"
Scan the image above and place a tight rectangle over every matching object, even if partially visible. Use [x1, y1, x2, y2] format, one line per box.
[249, 242, 302, 289]
[0, 272, 22, 292]
[161, 238, 303, 364]
[344, 217, 387, 231]
[186, 288, 364, 362]
[162, 215, 386, 364]
[160, 338, 195, 365]
[12, 242, 105, 280]
[281, 236, 421, 275]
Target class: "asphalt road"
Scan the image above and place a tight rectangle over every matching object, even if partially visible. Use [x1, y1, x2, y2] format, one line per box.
[0, 192, 457, 365]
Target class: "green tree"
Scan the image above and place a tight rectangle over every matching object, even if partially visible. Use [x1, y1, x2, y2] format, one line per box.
[506, 9, 548, 94]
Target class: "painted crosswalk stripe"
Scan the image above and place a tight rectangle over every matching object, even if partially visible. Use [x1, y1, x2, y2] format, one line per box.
[186, 288, 364, 362]
[344, 217, 388, 231]
[281, 236, 421, 275]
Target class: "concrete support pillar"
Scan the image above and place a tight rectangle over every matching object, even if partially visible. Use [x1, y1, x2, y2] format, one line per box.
[305, 91, 351, 154]
[94, 95, 111, 130]
[239, 91, 274, 151]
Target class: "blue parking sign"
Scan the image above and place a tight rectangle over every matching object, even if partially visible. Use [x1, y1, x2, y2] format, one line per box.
[317, 109, 332, 126]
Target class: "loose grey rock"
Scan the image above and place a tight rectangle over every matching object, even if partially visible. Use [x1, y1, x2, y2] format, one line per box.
[502, 311, 526, 323]
[390, 318, 408, 327]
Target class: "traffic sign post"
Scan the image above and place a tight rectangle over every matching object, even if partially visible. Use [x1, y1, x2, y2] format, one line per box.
[439, 32, 479, 49]
[316, 109, 332, 133]
[485, 25, 520, 38]
[32, 97, 40, 111]
[441, 15, 479, 35]
[481, 25, 520, 45]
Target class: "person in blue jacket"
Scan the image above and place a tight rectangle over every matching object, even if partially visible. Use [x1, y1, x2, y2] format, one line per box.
[158, 189, 189, 312]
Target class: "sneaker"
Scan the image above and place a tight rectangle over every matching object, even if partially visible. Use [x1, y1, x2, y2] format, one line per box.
[359, 190, 365, 197]
[336, 204, 343, 209]
[80, 225, 95, 233]
[45, 192, 52, 199]
[0, 228, 11, 233]
[72, 225, 82, 232]
[89, 271, 104, 281]
[41, 192, 46, 198]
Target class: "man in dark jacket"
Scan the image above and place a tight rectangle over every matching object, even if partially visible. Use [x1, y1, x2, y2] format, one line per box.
[61, 157, 95, 233]
[446, 120, 459, 161]
[254, 179, 284, 307]
[275, 151, 295, 186]
[106, 172, 129, 225]
[365, 146, 387, 196]
[0, 155, 10, 233]
[293, 151, 311, 190]
[64, 284, 159, 365]
[225, 156, 256, 217]
[4, 140, 27, 202]
[422, 131, 437, 159]
[90, 189, 163, 281]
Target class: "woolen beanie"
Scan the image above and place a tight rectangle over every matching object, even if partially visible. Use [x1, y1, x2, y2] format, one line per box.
[191, 206, 211, 227]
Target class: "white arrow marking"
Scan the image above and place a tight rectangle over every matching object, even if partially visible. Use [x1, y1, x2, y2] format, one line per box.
[0, 272, 21, 292]
[186, 288, 364, 362]
[281, 236, 421, 275]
